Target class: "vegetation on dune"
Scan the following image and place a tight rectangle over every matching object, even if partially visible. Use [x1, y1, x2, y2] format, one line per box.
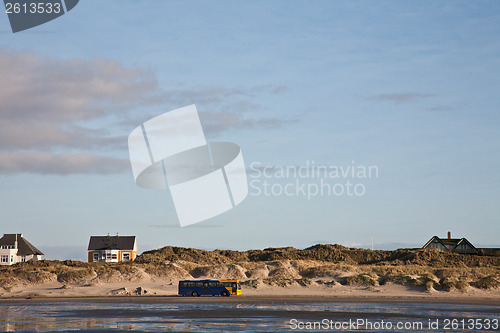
[342, 273, 378, 286]
[240, 279, 260, 289]
[137, 244, 500, 267]
[262, 277, 296, 287]
[0, 245, 499, 293]
[315, 279, 337, 287]
[0, 260, 140, 290]
[439, 278, 470, 292]
[475, 276, 500, 290]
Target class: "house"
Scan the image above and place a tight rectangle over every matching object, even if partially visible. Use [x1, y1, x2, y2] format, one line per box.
[0, 234, 44, 265]
[87, 233, 137, 263]
[422, 231, 478, 255]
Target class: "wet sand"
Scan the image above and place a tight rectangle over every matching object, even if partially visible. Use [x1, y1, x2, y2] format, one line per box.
[1, 295, 499, 306]
[1, 295, 498, 333]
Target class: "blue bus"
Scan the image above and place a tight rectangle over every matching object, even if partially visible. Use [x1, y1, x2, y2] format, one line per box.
[178, 279, 241, 296]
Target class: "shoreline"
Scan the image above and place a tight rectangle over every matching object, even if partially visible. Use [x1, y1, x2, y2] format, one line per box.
[1, 278, 499, 305]
[1, 294, 500, 306]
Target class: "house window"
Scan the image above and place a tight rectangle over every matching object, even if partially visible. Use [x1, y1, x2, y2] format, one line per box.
[0, 255, 8, 263]
[21, 256, 26, 262]
[10, 256, 13, 262]
[111, 254, 117, 260]
[93, 253, 99, 262]
[122, 253, 130, 262]
[106, 253, 112, 260]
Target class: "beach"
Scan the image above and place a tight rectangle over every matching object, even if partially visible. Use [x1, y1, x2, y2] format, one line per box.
[1, 246, 499, 332]
[1, 245, 499, 302]
[1, 276, 499, 301]
[1, 294, 499, 333]
[1, 262, 499, 332]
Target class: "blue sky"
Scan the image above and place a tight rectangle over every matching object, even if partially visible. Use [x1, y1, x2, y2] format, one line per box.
[1, 1, 499, 260]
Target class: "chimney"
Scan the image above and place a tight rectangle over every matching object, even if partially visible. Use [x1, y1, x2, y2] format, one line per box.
[447, 231, 451, 240]
[116, 233, 119, 237]
[107, 233, 110, 237]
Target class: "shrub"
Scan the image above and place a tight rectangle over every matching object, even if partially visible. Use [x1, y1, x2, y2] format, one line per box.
[263, 277, 295, 287]
[300, 266, 338, 278]
[57, 269, 93, 284]
[439, 278, 455, 292]
[343, 274, 377, 286]
[475, 276, 499, 290]
[455, 280, 469, 291]
[295, 277, 312, 287]
[413, 274, 436, 287]
[241, 279, 260, 289]
[316, 280, 336, 287]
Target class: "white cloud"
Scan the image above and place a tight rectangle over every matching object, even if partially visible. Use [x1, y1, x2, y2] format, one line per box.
[0, 49, 293, 174]
[0, 49, 160, 150]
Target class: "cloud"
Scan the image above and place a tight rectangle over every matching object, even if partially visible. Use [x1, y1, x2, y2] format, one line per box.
[251, 85, 288, 95]
[0, 49, 161, 151]
[169, 84, 287, 105]
[368, 92, 435, 103]
[199, 111, 298, 137]
[165, 86, 247, 105]
[116, 84, 296, 138]
[0, 151, 129, 175]
[0, 49, 292, 175]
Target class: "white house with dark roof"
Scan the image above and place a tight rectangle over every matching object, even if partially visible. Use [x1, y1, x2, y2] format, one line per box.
[0, 234, 44, 265]
[87, 233, 137, 263]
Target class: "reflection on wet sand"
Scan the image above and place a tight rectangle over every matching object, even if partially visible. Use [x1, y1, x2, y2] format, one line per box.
[0, 300, 498, 332]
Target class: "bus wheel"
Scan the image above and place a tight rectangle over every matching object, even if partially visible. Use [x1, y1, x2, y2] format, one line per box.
[221, 290, 230, 297]
[192, 291, 199, 297]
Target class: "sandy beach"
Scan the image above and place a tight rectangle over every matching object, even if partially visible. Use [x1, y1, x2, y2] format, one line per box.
[1, 245, 499, 306]
[1, 290, 499, 333]
[2, 276, 499, 332]
[1, 277, 499, 303]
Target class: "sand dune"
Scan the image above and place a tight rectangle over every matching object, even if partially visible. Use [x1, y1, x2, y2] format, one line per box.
[1, 245, 499, 300]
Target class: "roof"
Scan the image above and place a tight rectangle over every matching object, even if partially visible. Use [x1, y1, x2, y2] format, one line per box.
[423, 235, 477, 251]
[0, 234, 44, 256]
[439, 238, 462, 246]
[88, 235, 136, 251]
[454, 238, 478, 250]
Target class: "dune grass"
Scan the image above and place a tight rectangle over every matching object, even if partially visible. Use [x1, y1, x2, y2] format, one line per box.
[1, 246, 499, 293]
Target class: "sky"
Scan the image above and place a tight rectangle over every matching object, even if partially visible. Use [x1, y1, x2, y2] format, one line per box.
[0, 1, 499, 261]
